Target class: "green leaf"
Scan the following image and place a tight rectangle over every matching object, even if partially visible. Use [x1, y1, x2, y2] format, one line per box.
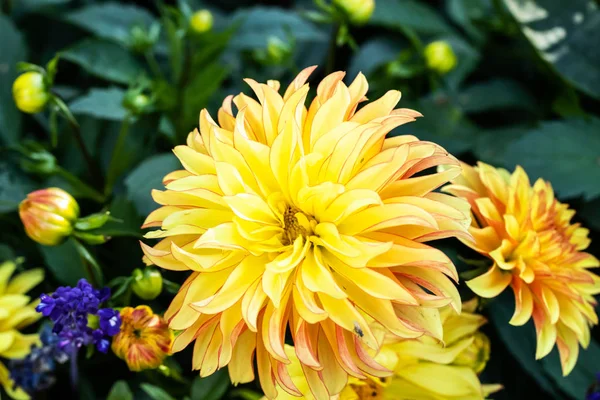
[458, 79, 538, 113]
[487, 295, 561, 398]
[228, 7, 326, 50]
[0, 15, 27, 145]
[69, 88, 127, 121]
[0, 161, 35, 214]
[38, 238, 90, 286]
[182, 62, 228, 131]
[348, 37, 403, 79]
[473, 126, 527, 167]
[578, 197, 600, 231]
[503, 0, 600, 99]
[539, 342, 600, 400]
[190, 369, 230, 400]
[106, 380, 133, 400]
[62, 39, 145, 85]
[502, 118, 600, 200]
[125, 153, 180, 216]
[64, 2, 156, 47]
[140, 384, 176, 400]
[393, 95, 477, 155]
[369, 0, 456, 35]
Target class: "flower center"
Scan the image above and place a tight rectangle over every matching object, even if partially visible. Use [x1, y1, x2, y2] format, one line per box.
[281, 206, 315, 246]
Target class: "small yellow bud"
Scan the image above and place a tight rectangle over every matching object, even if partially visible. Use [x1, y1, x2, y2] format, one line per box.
[333, 0, 375, 25]
[19, 188, 80, 246]
[454, 332, 491, 374]
[189, 9, 213, 34]
[12, 71, 50, 114]
[131, 267, 163, 300]
[424, 40, 457, 74]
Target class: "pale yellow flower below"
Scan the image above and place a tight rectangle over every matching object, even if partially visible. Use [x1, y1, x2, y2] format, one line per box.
[0, 260, 45, 400]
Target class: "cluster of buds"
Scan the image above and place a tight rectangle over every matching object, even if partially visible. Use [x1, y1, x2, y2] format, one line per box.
[19, 187, 112, 246]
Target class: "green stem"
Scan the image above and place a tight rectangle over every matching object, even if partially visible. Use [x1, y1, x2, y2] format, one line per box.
[144, 51, 164, 79]
[104, 116, 132, 196]
[53, 96, 102, 185]
[56, 167, 105, 203]
[325, 24, 340, 75]
[72, 238, 104, 287]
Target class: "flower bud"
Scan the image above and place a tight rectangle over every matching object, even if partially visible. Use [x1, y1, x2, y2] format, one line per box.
[190, 9, 213, 34]
[453, 331, 491, 374]
[333, 0, 375, 25]
[19, 188, 80, 246]
[12, 71, 50, 114]
[424, 41, 457, 74]
[131, 267, 163, 300]
[267, 36, 292, 64]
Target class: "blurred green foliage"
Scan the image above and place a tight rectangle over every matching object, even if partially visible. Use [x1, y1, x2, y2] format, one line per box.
[0, 0, 599, 399]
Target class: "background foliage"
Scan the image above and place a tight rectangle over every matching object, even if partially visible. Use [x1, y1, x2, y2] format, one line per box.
[1, 0, 599, 399]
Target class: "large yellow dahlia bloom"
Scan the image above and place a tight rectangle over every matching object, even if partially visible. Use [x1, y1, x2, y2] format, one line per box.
[141, 67, 471, 398]
[269, 301, 501, 400]
[444, 162, 600, 375]
[0, 260, 44, 400]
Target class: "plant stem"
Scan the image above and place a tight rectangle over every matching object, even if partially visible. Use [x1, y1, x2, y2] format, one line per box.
[55, 167, 105, 203]
[104, 116, 132, 196]
[72, 238, 104, 287]
[53, 96, 102, 185]
[70, 347, 79, 398]
[325, 24, 340, 75]
[144, 51, 164, 79]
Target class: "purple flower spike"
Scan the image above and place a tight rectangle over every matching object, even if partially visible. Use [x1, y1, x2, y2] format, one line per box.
[35, 279, 121, 355]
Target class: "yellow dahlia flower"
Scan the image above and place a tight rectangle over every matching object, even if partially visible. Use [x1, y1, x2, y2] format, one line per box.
[268, 301, 500, 399]
[112, 305, 173, 371]
[444, 161, 600, 375]
[141, 67, 471, 398]
[0, 260, 44, 400]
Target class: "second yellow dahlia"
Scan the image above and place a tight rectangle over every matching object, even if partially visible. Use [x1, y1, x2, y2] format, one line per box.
[141, 67, 471, 398]
[444, 161, 600, 375]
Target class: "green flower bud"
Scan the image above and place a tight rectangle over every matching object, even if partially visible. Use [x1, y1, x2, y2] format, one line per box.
[190, 9, 213, 34]
[128, 23, 160, 54]
[333, 0, 375, 25]
[266, 36, 292, 65]
[424, 41, 457, 75]
[13, 71, 50, 114]
[131, 267, 163, 300]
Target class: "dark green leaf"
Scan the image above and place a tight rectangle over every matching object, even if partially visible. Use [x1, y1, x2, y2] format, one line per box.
[107, 380, 133, 400]
[459, 79, 538, 113]
[539, 342, 600, 400]
[487, 294, 560, 397]
[504, 0, 600, 99]
[190, 369, 230, 400]
[140, 384, 176, 400]
[69, 88, 127, 121]
[0, 161, 36, 214]
[369, 0, 456, 35]
[62, 39, 145, 85]
[393, 95, 477, 155]
[125, 153, 180, 216]
[441, 34, 481, 90]
[578, 197, 600, 231]
[39, 238, 90, 286]
[473, 126, 527, 167]
[182, 62, 228, 130]
[64, 2, 156, 47]
[0, 15, 27, 145]
[228, 7, 326, 50]
[502, 118, 600, 200]
[348, 37, 403, 79]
